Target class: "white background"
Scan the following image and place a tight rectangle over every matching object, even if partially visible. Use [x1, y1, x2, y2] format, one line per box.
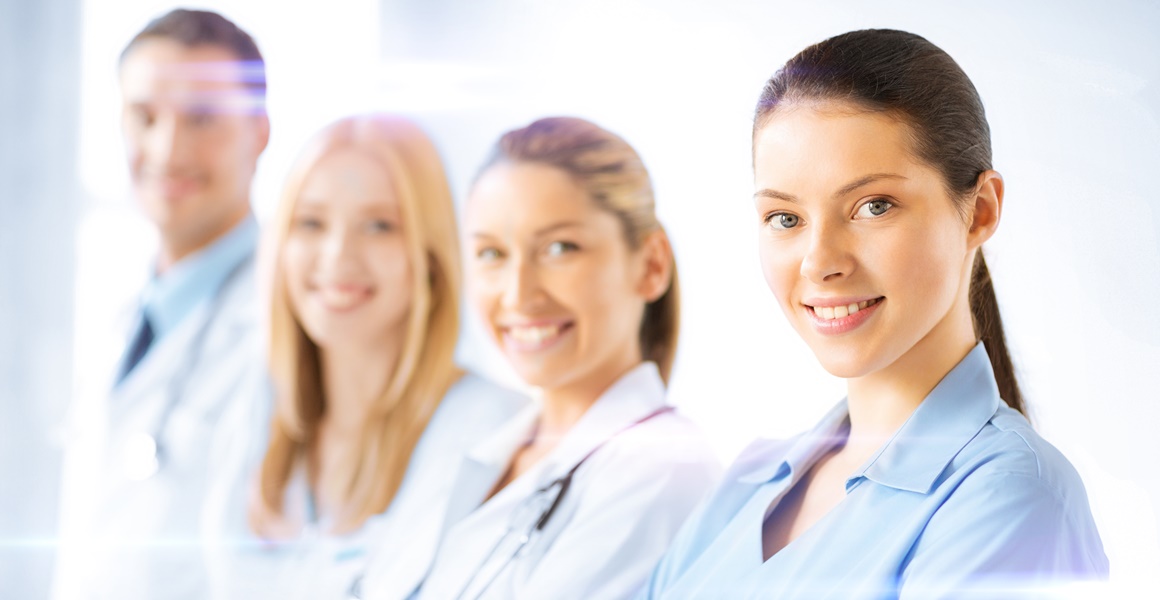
[63, 0, 1160, 594]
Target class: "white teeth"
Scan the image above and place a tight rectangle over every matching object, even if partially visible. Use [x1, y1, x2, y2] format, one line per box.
[508, 324, 563, 344]
[812, 298, 881, 321]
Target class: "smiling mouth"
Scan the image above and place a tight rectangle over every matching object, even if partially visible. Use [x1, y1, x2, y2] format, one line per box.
[145, 177, 203, 198]
[807, 297, 883, 321]
[318, 286, 372, 311]
[502, 321, 574, 350]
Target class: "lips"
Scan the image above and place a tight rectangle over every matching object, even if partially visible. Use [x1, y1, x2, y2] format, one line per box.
[500, 320, 574, 352]
[811, 297, 881, 321]
[139, 174, 204, 199]
[803, 296, 884, 335]
[315, 284, 373, 312]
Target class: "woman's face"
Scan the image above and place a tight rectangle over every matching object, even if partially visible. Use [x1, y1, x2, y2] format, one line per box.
[753, 104, 979, 379]
[466, 162, 651, 393]
[283, 148, 413, 350]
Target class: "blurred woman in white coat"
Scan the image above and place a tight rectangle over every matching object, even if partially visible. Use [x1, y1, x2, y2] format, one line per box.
[202, 114, 526, 599]
[364, 117, 720, 600]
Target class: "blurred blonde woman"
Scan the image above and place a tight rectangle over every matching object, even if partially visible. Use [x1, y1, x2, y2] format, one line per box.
[362, 117, 720, 600]
[202, 114, 526, 600]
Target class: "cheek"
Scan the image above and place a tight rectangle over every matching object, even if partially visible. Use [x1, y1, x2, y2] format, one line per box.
[465, 266, 497, 321]
[758, 235, 799, 308]
[573, 256, 641, 333]
[205, 124, 254, 181]
[282, 238, 306, 275]
[280, 241, 312, 295]
[372, 239, 415, 300]
[875, 221, 966, 308]
[122, 132, 146, 173]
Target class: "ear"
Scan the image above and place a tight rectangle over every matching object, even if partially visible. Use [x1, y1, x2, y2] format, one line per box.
[636, 229, 674, 303]
[252, 111, 271, 157]
[967, 169, 1003, 251]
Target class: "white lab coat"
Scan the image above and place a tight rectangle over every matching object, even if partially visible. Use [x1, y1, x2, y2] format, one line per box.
[201, 371, 529, 600]
[53, 257, 263, 600]
[402, 362, 722, 600]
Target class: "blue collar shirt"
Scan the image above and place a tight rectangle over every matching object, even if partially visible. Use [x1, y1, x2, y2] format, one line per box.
[640, 343, 1108, 599]
[138, 216, 258, 341]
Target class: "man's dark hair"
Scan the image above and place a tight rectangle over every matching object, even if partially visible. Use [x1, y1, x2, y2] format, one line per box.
[120, 8, 266, 100]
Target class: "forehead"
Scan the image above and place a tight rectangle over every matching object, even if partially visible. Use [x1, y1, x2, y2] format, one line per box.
[468, 162, 601, 229]
[754, 104, 928, 192]
[299, 149, 398, 209]
[119, 38, 256, 108]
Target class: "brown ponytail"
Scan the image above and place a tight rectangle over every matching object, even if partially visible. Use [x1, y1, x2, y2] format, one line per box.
[753, 29, 1027, 415]
[476, 117, 679, 384]
[641, 268, 680, 384]
[970, 253, 1025, 415]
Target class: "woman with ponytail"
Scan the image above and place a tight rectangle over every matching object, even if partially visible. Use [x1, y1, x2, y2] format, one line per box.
[640, 30, 1107, 599]
[381, 117, 719, 600]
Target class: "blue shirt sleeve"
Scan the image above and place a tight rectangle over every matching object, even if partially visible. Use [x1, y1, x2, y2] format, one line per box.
[899, 470, 1108, 599]
[634, 490, 716, 600]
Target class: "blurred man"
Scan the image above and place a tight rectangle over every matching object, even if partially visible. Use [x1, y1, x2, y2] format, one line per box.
[53, 9, 269, 599]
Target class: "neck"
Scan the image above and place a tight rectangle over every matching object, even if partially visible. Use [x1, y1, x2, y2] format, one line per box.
[843, 297, 977, 458]
[536, 357, 641, 446]
[318, 335, 403, 436]
[156, 204, 251, 275]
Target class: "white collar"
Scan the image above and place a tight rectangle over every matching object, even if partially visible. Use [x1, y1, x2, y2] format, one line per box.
[466, 361, 668, 485]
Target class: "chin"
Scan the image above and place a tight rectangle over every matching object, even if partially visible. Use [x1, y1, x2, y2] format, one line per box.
[508, 362, 556, 389]
[508, 358, 578, 392]
[809, 343, 880, 380]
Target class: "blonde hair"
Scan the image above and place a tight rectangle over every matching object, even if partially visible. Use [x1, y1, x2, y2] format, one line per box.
[478, 116, 679, 383]
[252, 114, 463, 534]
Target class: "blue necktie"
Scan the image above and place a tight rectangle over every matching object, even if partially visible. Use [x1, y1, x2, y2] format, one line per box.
[117, 314, 154, 385]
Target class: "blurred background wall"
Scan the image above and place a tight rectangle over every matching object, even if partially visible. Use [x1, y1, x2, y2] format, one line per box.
[3, 0, 1157, 596]
[1, 0, 80, 596]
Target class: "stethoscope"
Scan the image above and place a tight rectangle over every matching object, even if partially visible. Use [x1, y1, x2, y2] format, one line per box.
[118, 253, 254, 482]
[343, 405, 675, 600]
[450, 405, 675, 600]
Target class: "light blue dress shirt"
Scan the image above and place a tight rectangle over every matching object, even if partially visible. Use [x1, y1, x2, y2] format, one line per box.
[139, 215, 258, 340]
[640, 343, 1108, 599]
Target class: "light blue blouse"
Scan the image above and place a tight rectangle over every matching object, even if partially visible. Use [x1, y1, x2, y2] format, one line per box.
[140, 215, 257, 340]
[639, 343, 1108, 599]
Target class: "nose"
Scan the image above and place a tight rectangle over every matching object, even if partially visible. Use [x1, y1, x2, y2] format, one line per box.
[501, 254, 544, 311]
[320, 224, 359, 269]
[142, 114, 192, 171]
[799, 220, 856, 284]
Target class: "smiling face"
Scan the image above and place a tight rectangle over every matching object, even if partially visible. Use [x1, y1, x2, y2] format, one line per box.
[754, 103, 981, 379]
[282, 148, 413, 350]
[467, 162, 651, 393]
[120, 38, 269, 262]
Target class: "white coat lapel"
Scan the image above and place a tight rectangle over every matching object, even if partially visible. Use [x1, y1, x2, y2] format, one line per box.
[535, 362, 667, 483]
[107, 298, 214, 427]
[440, 405, 539, 536]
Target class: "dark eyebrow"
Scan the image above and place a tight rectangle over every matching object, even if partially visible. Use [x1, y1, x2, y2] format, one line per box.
[834, 173, 907, 198]
[754, 173, 907, 204]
